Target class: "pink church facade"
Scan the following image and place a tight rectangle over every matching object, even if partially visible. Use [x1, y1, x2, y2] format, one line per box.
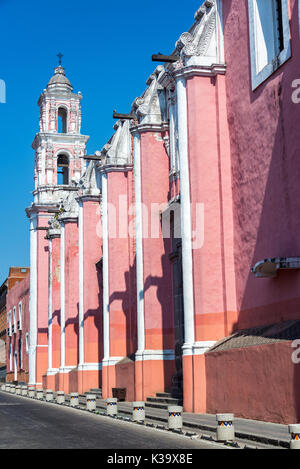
[17, 0, 300, 424]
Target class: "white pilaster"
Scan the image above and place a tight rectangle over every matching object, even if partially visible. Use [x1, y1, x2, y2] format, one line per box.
[29, 215, 37, 385]
[101, 173, 110, 361]
[176, 77, 195, 355]
[78, 200, 84, 366]
[133, 133, 145, 355]
[60, 222, 65, 369]
[47, 238, 53, 372]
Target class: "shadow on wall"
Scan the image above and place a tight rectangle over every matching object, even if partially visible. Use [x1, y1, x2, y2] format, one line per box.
[205, 0, 300, 424]
[109, 259, 137, 359]
[143, 236, 176, 394]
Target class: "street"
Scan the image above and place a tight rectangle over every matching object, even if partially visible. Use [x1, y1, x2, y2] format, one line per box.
[0, 391, 223, 450]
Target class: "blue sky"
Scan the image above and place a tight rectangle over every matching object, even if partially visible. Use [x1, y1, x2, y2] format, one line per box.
[0, 0, 203, 284]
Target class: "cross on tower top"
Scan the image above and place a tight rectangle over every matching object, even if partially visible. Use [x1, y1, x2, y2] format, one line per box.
[57, 52, 63, 66]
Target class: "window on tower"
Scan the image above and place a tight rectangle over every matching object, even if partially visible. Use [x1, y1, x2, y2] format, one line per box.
[58, 107, 68, 133]
[57, 154, 69, 185]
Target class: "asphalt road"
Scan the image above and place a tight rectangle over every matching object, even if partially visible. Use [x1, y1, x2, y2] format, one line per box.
[0, 391, 223, 450]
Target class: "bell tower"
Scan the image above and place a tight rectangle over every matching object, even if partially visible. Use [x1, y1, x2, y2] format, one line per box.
[26, 63, 89, 387]
[32, 65, 89, 203]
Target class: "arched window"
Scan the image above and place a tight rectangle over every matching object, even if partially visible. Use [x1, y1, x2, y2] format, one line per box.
[58, 107, 67, 133]
[57, 154, 69, 185]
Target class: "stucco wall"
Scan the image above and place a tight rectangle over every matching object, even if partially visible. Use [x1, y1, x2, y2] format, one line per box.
[206, 341, 300, 424]
[223, 0, 300, 329]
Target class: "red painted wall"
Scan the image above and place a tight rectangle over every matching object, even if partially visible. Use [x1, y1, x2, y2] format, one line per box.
[223, 0, 300, 330]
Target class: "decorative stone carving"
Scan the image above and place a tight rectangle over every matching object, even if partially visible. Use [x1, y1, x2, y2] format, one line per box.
[47, 216, 61, 238]
[132, 66, 167, 125]
[78, 160, 100, 197]
[103, 119, 132, 165]
[176, 4, 216, 59]
[163, 136, 170, 157]
[58, 184, 79, 220]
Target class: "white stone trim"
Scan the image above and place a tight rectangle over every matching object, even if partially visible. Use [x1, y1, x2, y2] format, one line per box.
[182, 341, 217, 356]
[173, 64, 226, 80]
[102, 357, 124, 367]
[58, 366, 76, 374]
[176, 77, 195, 349]
[216, 0, 225, 64]
[14, 351, 18, 381]
[9, 342, 12, 372]
[135, 350, 175, 362]
[133, 133, 145, 353]
[78, 200, 84, 366]
[46, 368, 59, 376]
[47, 238, 53, 372]
[77, 363, 103, 371]
[29, 215, 37, 385]
[193, 341, 217, 355]
[299, 0, 300, 37]
[18, 302, 22, 331]
[60, 222, 65, 369]
[102, 173, 110, 360]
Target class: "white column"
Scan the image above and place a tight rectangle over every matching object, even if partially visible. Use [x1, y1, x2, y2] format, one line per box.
[60, 222, 65, 369]
[78, 200, 84, 366]
[169, 99, 179, 173]
[101, 173, 110, 362]
[133, 132, 145, 355]
[29, 214, 37, 385]
[14, 352, 17, 382]
[176, 77, 195, 355]
[47, 238, 53, 372]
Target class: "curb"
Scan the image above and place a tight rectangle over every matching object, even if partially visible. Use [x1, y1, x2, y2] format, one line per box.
[94, 402, 289, 449]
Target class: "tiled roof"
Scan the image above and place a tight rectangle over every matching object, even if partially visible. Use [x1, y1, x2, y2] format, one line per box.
[207, 320, 300, 353]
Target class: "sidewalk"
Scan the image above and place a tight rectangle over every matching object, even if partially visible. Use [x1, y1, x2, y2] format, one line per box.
[92, 398, 290, 448]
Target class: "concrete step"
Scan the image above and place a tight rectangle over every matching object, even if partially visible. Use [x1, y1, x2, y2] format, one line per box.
[79, 389, 102, 398]
[90, 388, 102, 394]
[147, 396, 179, 405]
[155, 392, 172, 399]
[145, 401, 171, 410]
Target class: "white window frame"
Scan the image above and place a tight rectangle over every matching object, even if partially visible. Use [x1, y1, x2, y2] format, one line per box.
[25, 332, 29, 354]
[14, 351, 17, 381]
[19, 338, 22, 370]
[168, 91, 180, 176]
[248, 0, 291, 90]
[8, 310, 12, 337]
[18, 302, 22, 330]
[299, 0, 300, 37]
[9, 342, 12, 371]
[13, 306, 17, 334]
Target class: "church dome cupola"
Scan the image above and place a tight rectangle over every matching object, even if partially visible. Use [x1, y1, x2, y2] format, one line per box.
[47, 66, 73, 92]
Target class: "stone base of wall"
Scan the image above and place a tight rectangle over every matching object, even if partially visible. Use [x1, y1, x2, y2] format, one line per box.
[6, 371, 28, 384]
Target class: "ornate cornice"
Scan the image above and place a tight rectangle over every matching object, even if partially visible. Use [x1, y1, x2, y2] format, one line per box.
[25, 203, 59, 219]
[130, 122, 169, 135]
[46, 216, 61, 239]
[96, 162, 133, 175]
[57, 185, 80, 221]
